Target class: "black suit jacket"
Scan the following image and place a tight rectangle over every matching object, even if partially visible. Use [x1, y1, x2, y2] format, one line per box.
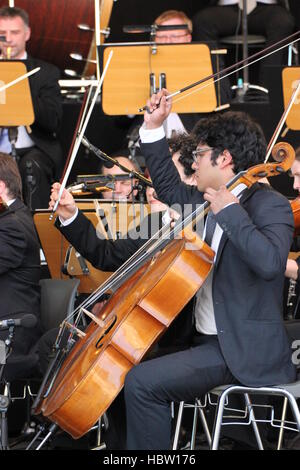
[56, 211, 164, 272]
[0, 199, 41, 359]
[141, 137, 296, 387]
[23, 56, 63, 177]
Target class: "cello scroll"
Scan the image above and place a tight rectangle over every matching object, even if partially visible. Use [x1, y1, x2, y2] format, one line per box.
[240, 142, 295, 186]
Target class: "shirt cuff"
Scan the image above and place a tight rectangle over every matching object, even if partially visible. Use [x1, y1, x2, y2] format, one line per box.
[223, 201, 239, 210]
[139, 123, 165, 143]
[59, 207, 79, 226]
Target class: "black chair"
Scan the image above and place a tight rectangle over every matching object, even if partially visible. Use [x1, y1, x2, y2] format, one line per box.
[172, 320, 300, 450]
[4, 278, 80, 449]
[39, 278, 80, 332]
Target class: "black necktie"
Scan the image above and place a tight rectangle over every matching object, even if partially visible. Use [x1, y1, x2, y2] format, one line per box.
[204, 211, 216, 246]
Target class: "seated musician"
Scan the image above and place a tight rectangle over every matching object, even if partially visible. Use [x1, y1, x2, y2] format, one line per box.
[121, 89, 296, 450]
[101, 154, 139, 201]
[153, 9, 232, 111]
[125, 8, 231, 147]
[0, 152, 41, 381]
[0, 6, 63, 210]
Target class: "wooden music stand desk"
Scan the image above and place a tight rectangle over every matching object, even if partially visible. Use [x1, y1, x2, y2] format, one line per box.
[34, 201, 149, 294]
[0, 61, 34, 126]
[101, 43, 217, 115]
[282, 67, 300, 131]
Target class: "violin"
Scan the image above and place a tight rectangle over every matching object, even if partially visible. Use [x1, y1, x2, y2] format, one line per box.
[290, 197, 300, 237]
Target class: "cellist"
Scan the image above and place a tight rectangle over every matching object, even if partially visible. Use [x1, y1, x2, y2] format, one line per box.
[123, 89, 297, 450]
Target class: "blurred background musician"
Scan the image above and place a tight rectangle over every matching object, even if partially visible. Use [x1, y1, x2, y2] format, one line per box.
[154, 9, 232, 109]
[101, 155, 139, 201]
[192, 1, 296, 88]
[0, 152, 41, 382]
[126, 8, 232, 145]
[0, 6, 63, 210]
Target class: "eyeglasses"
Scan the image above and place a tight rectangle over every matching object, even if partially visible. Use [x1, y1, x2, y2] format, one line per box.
[192, 147, 214, 163]
[155, 32, 190, 42]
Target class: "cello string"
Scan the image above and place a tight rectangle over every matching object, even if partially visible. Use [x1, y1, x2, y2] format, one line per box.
[56, 219, 178, 337]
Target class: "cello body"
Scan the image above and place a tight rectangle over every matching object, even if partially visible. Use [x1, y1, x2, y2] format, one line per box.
[40, 230, 214, 438]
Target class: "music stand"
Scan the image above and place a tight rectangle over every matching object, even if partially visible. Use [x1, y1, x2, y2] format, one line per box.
[0, 61, 34, 126]
[0, 61, 35, 164]
[222, 0, 268, 100]
[33, 200, 149, 294]
[100, 43, 217, 115]
[282, 66, 300, 131]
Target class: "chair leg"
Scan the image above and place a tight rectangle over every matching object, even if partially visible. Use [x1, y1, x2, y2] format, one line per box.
[244, 393, 264, 450]
[211, 387, 264, 450]
[281, 390, 300, 432]
[190, 402, 198, 450]
[172, 401, 184, 450]
[277, 397, 288, 450]
[90, 416, 107, 450]
[211, 389, 229, 450]
[196, 398, 212, 447]
[0, 383, 10, 450]
[26, 423, 58, 450]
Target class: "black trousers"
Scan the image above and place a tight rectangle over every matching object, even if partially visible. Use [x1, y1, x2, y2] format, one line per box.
[192, 4, 295, 85]
[124, 334, 235, 450]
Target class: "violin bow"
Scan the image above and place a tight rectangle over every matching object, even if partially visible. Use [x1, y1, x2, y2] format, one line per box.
[50, 50, 114, 219]
[265, 80, 300, 163]
[138, 30, 300, 112]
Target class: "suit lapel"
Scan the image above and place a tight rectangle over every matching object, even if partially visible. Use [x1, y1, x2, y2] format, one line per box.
[9, 199, 24, 211]
[214, 183, 259, 268]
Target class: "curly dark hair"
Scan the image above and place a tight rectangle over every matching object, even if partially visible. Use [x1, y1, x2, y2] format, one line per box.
[0, 152, 22, 199]
[191, 111, 267, 174]
[168, 133, 197, 177]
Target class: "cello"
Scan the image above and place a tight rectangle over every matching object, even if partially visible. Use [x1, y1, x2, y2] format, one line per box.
[36, 141, 295, 439]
